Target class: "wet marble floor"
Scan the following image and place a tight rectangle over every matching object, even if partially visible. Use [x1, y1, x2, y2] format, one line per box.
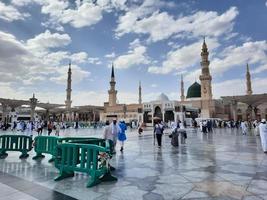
[0, 127, 267, 200]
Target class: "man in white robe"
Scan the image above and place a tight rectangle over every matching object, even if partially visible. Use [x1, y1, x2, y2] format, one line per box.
[241, 121, 247, 135]
[109, 119, 121, 153]
[259, 119, 267, 153]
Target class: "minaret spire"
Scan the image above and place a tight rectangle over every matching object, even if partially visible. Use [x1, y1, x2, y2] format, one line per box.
[111, 62, 115, 78]
[65, 61, 72, 110]
[180, 74, 185, 102]
[199, 37, 212, 100]
[108, 63, 117, 106]
[138, 81, 142, 104]
[199, 37, 213, 118]
[246, 63, 252, 95]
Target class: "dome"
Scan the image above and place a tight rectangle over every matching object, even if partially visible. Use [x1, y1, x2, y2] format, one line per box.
[156, 93, 170, 102]
[186, 82, 201, 98]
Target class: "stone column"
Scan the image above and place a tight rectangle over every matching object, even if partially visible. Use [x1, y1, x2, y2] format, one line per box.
[230, 99, 237, 121]
[174, 112, 177, 123]
[46, 109, 50, 121]
[1, 103, 8, 123]
[29, 95, 38, 121]
[253, 106, 258, 121]
[246, 105, 253, 122]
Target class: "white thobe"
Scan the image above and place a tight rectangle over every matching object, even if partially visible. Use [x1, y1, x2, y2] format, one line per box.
[241, 122, 247, 134]
[259, 123, 267, 152]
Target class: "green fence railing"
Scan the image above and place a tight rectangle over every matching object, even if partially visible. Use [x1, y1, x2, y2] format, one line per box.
[0, 135, 33, 159]
[32, 136, 58, 162]
[32, 136, 109, 162]
[54, 143, 117, 187]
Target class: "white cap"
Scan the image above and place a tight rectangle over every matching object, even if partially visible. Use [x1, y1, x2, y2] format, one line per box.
[261, 119, 266, 123]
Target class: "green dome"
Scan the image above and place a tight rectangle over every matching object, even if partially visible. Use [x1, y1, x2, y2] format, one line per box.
[186, 82, 201, 98]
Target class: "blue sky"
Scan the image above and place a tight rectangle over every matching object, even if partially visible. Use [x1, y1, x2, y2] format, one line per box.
[0, 0, 266, 106]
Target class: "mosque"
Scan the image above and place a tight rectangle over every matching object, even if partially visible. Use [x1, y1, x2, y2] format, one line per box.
[179, 39, 267, 122]
[1, 39, 267, 124]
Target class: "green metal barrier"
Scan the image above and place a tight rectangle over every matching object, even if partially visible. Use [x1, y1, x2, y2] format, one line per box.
[58, 137, 100, 144]
[0, 135, 33, 159]
[32, 136, 58, 162]
[33, 136, 108, 163]
[54, 143, 117, 187]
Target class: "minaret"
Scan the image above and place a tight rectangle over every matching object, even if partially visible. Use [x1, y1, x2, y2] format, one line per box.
[138, 81, 142, 104]
[199, 37, 213, 100]
[180, 74, 185, 101]
[199, 37, 213, 118]
[65, 61, 72, 110]
[246, 63, 252, 95]
[108, 63, 117, 106]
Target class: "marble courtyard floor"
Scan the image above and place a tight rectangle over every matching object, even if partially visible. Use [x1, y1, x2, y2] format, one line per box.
[0, 128, 267, 200]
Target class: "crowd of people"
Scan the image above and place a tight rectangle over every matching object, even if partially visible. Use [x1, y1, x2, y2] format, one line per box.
[1, 116, 267, 154]
[0, 120, 70, 136]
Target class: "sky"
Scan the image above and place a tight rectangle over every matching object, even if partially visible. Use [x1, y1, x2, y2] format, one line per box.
[0, 0, 266, 106]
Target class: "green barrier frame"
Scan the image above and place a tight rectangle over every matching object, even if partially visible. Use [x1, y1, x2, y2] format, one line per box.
[58, 137, 100, 144]
[54, 143, 117, 187]
[0, 135, 33, 159]
[32, 136, 58, 162]
[32, 136, 109, 163]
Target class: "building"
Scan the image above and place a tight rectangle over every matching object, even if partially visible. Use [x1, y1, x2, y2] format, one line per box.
[180, 38, 267, 121]
[100, 64, 143, 123]
[143, 93, 199, 126]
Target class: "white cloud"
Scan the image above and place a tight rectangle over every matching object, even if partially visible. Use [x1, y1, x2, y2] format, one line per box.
[114, 39, 150, 69]
[88, 57, 102, 65]
[148, 38, 219, 74]
[27, 30, 71, 52]
[116, 6, 238, 42]
[50, 64, 91, 85]
[252, 64, 267, 74]
[105, 52, 116, 58]
[210, 40, 267, 75]
[35, 1, 104, 29]
[183, 40, 267, 83]
[60, 3, 103, 28]
[11, 0, 33, 7]
[0, 30, 90, 86]
[213, 77, 267, 98]
[71, 52, 88, 63]
[0, 2, 29, 22]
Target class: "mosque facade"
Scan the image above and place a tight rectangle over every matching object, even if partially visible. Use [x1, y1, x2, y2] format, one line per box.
[179, 39, 267, 121]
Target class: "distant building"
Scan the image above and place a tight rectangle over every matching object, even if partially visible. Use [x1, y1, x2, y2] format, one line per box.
[143, 93, 199, 126]
[100, 64, 142, 123]
[180, 38, 267, 121]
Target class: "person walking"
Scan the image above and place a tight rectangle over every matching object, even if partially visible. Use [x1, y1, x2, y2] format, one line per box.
[37, 121, 42, 135]
[118, 120, 127, 152]
[47, 121, 53, 136]
[241, 120, 247, 135]
[154, 121, 163, 148]
[11, 121, 17, 132]
[138, 122, 143, 135]
[259, 119, 267, 153]
[26, 121, 33, 136]
[179, 122, 187, 144]
[109, 119, 121, 153]
[171, 124, 179, 147]
[55, 122, 60, 136]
